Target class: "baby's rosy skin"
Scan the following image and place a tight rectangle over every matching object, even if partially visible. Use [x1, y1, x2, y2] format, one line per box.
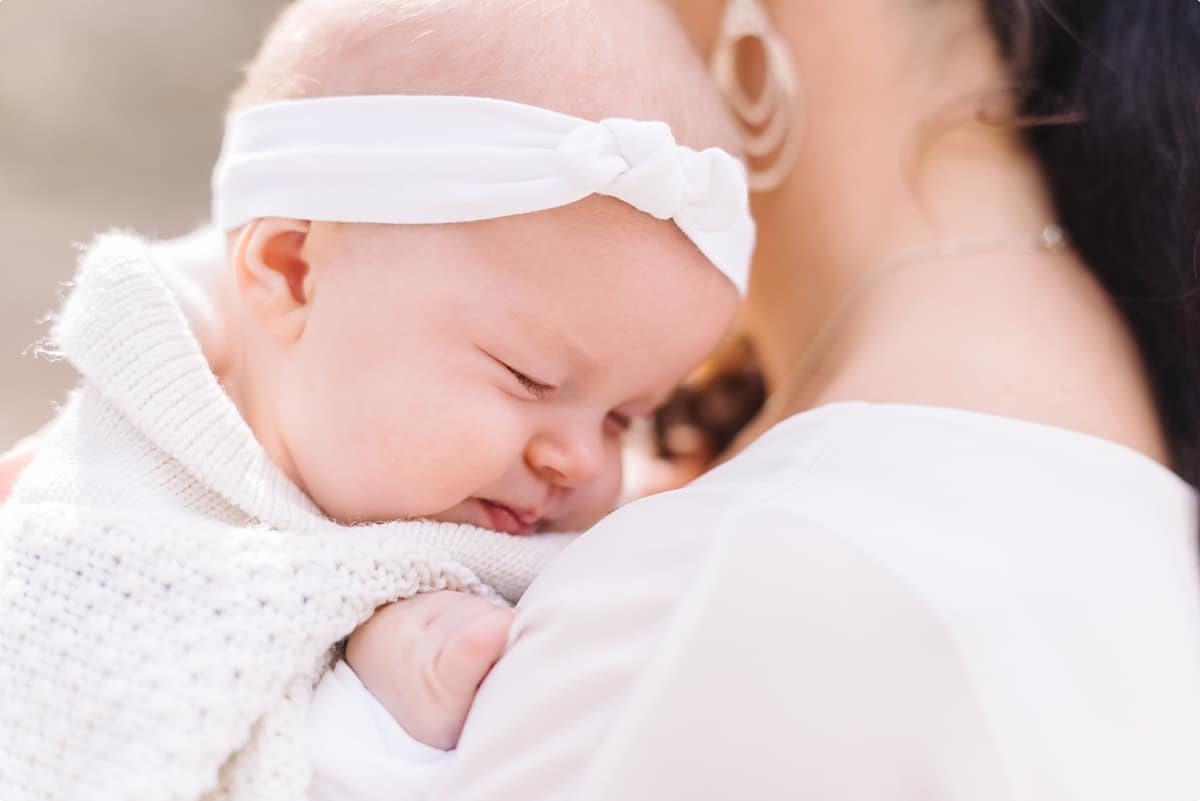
[345, 592, 515, 750]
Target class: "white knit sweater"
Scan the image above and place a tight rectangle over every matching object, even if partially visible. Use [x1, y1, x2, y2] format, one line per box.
[0, 232, 571, 801]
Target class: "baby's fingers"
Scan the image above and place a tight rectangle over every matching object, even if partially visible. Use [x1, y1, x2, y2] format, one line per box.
[345, 592, 514, 750]
[430, 605, 514, 697]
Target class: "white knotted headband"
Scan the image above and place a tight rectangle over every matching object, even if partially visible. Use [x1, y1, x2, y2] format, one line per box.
[212, 95, 755, 293]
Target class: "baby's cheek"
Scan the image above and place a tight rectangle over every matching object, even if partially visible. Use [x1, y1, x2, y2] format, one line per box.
[364, 392, 526, 519]
[279, 349, 529, 523]
[281, 383, 441, 522]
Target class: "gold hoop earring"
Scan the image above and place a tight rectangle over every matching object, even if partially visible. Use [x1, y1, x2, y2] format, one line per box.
[711, 0, 803, 193]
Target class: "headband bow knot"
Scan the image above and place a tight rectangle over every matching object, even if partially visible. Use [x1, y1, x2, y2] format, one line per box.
[558, 119, 745, 233]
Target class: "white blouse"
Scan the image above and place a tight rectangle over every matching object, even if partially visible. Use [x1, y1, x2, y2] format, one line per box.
[416, 402, 1200, 800]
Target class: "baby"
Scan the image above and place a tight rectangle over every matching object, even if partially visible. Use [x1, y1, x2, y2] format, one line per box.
[0, 1, 748, 799]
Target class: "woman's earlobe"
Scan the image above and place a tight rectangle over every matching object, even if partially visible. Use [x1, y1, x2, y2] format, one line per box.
[234, 218, 314, 341]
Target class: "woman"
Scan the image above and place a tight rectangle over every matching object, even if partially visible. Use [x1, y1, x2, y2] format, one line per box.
[5, 0, 1200, 797]
[414, 0, 1200, 798]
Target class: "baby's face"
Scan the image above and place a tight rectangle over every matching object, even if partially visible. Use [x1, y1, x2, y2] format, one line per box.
[265, 197, 738, 532]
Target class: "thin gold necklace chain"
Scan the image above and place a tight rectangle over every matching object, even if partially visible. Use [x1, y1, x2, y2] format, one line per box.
[774, 223, 1068, 402]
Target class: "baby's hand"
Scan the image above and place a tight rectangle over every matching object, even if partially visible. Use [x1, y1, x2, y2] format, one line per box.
[345, 591, 514, 750]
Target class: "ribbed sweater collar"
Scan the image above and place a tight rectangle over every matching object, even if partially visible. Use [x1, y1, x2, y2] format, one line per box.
[53, 233, 327, 532]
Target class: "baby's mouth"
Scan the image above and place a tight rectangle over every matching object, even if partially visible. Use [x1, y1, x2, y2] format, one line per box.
[477, 499, 539, 536]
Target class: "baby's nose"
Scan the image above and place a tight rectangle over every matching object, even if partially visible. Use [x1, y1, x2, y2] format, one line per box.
[526, 426, 606, 488]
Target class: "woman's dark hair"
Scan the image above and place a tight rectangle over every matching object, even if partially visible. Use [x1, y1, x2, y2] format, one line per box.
[984, 0, 1200, 482]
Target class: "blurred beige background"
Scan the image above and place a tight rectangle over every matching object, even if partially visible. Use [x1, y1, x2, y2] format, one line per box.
[0, 0, 287, 450]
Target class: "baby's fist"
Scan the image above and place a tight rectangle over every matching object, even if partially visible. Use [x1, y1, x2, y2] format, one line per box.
[345, 591, 514, 750]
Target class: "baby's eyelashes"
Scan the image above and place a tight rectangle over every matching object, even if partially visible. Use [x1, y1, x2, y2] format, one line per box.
[503, 363, 557, 400]
[484, 345, 644, 440]
[477, 345, 558, 400]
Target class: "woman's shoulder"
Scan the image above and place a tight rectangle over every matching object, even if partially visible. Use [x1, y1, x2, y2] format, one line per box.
[682, 400, 1196, 600]
[695, 400, 1194, 503]
[537, 408, 955, 638]
[688, 402, 1195, 552]
[522, 404, 1200, 790]
[575, 401, 1200, 678]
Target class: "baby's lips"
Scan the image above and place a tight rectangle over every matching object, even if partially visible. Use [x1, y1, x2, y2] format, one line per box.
[479, 499, 538, 536]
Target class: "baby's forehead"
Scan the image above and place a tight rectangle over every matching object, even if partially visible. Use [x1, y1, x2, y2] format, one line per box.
[340, 195, 696, 268]
[470, 198, 708, 286]
[510, 195, 689, 246]
[492, 204, 725, 321]
[333, 197, 714, 323]
[320, 206, 736, 402]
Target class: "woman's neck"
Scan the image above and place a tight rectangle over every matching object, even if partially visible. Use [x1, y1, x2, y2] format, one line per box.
[736, 2, 1169, 463]
[747, 126, 1061, 385]
[743, 1, 1032, 383]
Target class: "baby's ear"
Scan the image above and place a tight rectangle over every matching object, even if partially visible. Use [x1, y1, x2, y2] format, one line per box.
[233, 218, 313, 341]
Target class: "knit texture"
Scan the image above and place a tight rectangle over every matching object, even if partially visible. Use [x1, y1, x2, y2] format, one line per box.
[0, 231, 572, 801]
